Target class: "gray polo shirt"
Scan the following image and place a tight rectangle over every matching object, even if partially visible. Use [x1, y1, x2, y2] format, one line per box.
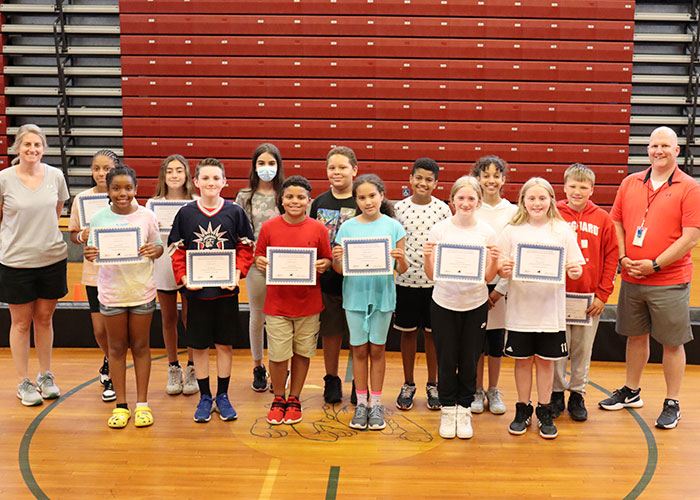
[0, 164, 69, 268]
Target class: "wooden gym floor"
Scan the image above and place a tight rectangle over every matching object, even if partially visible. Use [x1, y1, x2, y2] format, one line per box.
[1, 348, 698, 499]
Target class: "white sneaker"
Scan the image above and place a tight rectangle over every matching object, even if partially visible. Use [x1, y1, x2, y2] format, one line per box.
[166, 364, 184, 395]
[18, 378, 43, 406]
[439, 406, 457, 439]
[486, 387, 506, 415]
[183, 365, 199, 395]
[36, 371, 60, 399]
[456, 405, 473, 439]
[471, 388, 485, 414]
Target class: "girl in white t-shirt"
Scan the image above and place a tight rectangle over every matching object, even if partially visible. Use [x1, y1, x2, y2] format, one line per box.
[69, 149, 119, 403]
[424, 176, 500, 439]
[85, 165, 163, 429]
[147, 154, 198, 397]
[498, 177, 584, 439]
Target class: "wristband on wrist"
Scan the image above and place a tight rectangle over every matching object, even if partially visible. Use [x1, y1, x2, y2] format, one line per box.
[76, 231, 84, 244]
[619, 255, 627, 263]
[652, 259, 661, 272]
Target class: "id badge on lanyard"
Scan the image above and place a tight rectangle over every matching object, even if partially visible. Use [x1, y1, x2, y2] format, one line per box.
[633, 225, 647, 247]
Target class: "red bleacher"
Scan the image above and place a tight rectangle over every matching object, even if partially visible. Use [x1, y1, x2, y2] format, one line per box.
[118, 0, 634, 208]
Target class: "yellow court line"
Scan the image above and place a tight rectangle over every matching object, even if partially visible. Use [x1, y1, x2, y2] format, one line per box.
[259, 458, 281, 500]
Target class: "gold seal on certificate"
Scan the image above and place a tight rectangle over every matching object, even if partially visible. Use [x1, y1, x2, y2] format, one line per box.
[266, 247, 317, 285]
[146, 199, 189, 233]
[341, 236, 392, 276]
[78, 193, 110, 229]
[434, 243, 486, 283]
[186, 249, 236, 288]
[92, 226, 143, 265]
[566, 292, 594, 326]
[513, 243, 565, 284]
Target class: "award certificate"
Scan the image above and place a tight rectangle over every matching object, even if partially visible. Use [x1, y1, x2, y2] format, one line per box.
[78, 193, 109, 228]
[566, 292, 594, 326]
[513, 243, 565, 284]
[266, 247, 317, 286]
[146, 199, 189, 233]
[93, 226, 143, 265]
[341, 236, 392, 276]
[186, 249, 236, 288]
[434, 243, 486, 283]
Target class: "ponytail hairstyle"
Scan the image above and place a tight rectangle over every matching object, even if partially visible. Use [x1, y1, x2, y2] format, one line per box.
[154, 154, 195, 199]
[352, 174, 394, 218]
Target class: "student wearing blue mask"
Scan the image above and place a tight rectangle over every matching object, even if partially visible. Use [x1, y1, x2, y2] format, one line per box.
[235, 143, 285, 392]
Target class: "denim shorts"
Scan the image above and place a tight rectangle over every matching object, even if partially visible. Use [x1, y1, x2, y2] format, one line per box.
[100, 299, 156, 317]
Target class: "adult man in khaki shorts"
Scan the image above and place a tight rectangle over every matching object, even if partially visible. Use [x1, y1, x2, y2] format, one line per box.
[599, 126, 700, 429]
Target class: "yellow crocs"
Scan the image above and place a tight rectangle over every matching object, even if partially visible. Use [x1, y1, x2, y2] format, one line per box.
[134, 406, 154, 428]
[107, 408, 131, 429]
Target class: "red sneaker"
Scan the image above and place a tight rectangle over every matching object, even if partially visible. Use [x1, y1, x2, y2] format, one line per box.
[284, 396, 303, 424]
[266, 396, 286, 425]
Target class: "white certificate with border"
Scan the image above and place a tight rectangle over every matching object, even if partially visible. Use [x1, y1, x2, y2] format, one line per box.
[92, 226, 143, 265]
[78, 193, 109, 228]
[266, 247, 317, 285]
[513, 243, 565, 284]
[341, 236, 392, 276]
[434, 243, 486, 283]
[566, 292, 594, 326]
[146, 199, 189, 233]
[186, 249, 236, 288]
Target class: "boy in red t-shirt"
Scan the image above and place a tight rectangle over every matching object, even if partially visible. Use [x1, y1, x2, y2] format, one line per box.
[254, 176, 333, 425]
[551, 164, 619, 421]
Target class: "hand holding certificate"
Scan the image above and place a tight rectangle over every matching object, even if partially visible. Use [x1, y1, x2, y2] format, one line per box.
[78, 193, 110, 229]
[266, 247, 317, 285]
[434, 243, 486, 283]
[186, 249, 236, 288]
[513, 243, 565, 284]
[341, 236, 392, 276]
[92, 226, 143, 265]
[566, 292, 594, 326]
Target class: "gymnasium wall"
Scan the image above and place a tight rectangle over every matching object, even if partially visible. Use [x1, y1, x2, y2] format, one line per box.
[117, 0, 635, 207]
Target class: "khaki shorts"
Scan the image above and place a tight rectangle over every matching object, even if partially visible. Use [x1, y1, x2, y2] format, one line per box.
[266, 313, 321, 362]
[616, 280, 693, 346]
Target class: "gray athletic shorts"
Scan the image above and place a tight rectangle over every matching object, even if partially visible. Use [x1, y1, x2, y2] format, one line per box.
[616, 280, 693, 346]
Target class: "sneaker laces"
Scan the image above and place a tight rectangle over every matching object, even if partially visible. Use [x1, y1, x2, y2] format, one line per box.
[538, 406, 554, 426]
[427, 385, 439, 398]
[400, 384, 415, 398]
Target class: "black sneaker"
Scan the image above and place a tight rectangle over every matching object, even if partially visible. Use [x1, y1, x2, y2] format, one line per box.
[323, 374, 342, 404]
[101, 379, 116, 402]
[252, 365, 269, 392]
[508, 402, 533, 435]
[99, 356, 110, 384]
[598, 386, 643, 410]
[567, 392, 588, 421]
[396, 383, 416, 410]
[655, 399, 681, 429]
[550, 391, 565, 419]
[536, 403, 558, 439]
[350, 379, 357, 405]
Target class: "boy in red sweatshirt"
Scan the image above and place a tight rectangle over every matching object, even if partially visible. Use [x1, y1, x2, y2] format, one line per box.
[551, 163, 619, 421]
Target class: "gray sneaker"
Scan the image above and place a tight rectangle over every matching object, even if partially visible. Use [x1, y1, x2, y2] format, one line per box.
[368, 404, 386, 430]
[166, 364, 184, 395]
[36, 371, 60, 399]
[486, 387, 506, 415]
[471, 388, 486, 414]
[396, 383, 416, 410]
[350, 404, 369, 429]
[18, 378, 43, 406]
[426, 383, 441, 410]
[183, 365, 199, 395]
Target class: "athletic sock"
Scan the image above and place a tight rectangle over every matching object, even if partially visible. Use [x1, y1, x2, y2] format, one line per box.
[198, 377, 212, 397]
[370, 391, 382, 407]
[356, 390, 368, 406]
[136, 401, 148, 408]
[217, 376, 230, 396]
[116, 403, 128, 410]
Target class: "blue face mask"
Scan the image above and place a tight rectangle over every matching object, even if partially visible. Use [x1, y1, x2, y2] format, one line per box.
[257, 165, 277, 182]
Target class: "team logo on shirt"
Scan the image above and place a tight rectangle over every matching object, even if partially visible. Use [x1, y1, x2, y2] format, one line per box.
[193, 222, 229, 249]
